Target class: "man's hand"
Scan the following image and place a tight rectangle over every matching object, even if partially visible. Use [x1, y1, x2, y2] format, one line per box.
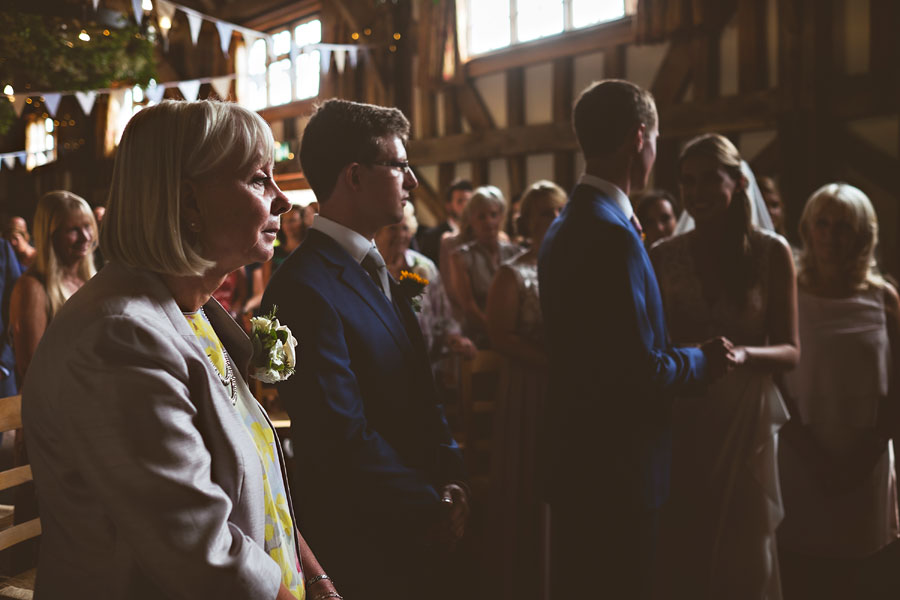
[447, 334, 477, 360]
[699, 336, 737, 380]
[425, 483, 470, 547]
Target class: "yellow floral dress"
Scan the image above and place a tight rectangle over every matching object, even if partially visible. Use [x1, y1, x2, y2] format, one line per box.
[185, 311, 305, 599]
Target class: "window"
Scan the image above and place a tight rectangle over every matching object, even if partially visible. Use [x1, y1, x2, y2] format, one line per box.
[463, 0, 630, 56]
[238, 16, 321, 110]
[105, 85, 147, 155]
[25, 116, 56, 171]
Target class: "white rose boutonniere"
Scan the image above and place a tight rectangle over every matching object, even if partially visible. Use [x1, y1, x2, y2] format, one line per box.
[249, 306, 298, 383]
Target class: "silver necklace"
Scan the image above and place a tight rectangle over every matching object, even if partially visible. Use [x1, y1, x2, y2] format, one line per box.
[198, 307, 236, 404]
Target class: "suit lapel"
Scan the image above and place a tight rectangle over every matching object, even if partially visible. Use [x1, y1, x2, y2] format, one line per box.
[389, 278, 428, 357]
[307, 230, 415, 357]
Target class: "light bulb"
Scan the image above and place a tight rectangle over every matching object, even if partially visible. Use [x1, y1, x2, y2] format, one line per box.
[142, 0, 153, 10]
[79, 29, 91, 42]
[2, 85, 13, 96]
[159, 15, 171, 31]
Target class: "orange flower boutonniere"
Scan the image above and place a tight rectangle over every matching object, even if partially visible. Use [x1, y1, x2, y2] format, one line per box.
[398, 270, 429, 312]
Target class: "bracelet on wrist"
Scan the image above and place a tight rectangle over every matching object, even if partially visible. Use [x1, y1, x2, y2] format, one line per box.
[311, 592, 342, 600]
[305, 574, 333, 587]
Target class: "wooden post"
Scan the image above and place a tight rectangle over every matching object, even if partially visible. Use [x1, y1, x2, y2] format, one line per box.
[552, 57, 575, 193]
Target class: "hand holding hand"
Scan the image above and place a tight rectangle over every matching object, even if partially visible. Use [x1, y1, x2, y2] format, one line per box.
[699, 336, 735, 380]
[448, 335, 477, 360]
[440, 483, 470, 542]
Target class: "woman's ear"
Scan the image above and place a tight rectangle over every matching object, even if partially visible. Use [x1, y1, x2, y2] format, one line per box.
[180, 180, 202, 232]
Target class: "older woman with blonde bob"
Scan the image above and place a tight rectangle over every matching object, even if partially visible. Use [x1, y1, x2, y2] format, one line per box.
[10, 190, 97, 379]
[449, 185, 521, 347]
[22, 101, 335, 600]
[778, 183, 900, 598]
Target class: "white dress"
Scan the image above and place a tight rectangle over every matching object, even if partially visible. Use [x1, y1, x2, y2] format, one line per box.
[652, 228, 789, 600]
[778, 287, 899, 558]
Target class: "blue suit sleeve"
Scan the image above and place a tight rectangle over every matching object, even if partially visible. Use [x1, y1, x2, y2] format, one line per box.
[0, 241, 21, 384]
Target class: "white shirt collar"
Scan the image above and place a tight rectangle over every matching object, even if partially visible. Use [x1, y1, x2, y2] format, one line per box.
[578, 173, 633, 220]
[310, 215, 375, 264]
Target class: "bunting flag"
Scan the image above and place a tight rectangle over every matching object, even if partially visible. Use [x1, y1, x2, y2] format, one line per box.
[320, 49, 332, 75]
[348, 48, 358, 68]
[178, 80, 201, 102]
[10, 95, 25, 117]
[43, 93, 62, 117]
[187, 12, 203, 45]
[156, 0, 177, 51]
[2, 156, 15, 170]
[210, 77, 231, 100]
[145, 83, 167, 104]
[216, 21, 234, 56]
[92, 0, 100, 9]
[108, 88, 127, 110]
[132, 0, 143, 25]
[74, 91, 97, 116]
[334, 49, 346, 74]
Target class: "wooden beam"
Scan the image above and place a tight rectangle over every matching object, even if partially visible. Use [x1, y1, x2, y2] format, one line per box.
[553, 56, 575, 192]
[737, 0, 769, 92]
[840, 128, 900, 198]
[650, 39, 693, 107]
[506, 67, 525, 128]
[410, 167, 444, 221]
[748, 137, 781, 178]
[456, 82, 495, 131]
[409, 122, 577, 165]
[443, 87, 462, 135]
[238, 0, 321, 29]
[827, 75, 900, 120]
[257, 99, 317, 124]
[659, 89, 778, 138]
[691, 31, 721, 102]
[418, 90, 437, 139]
[870, 0, 900, 80]
[507, 156, 526, 201]
[471, 160, 489, 187]
[604, 45, 626, 80]
[465, 18, 635, 79]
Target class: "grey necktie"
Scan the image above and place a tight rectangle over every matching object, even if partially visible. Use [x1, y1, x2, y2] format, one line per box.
[361, 247, 392, 301]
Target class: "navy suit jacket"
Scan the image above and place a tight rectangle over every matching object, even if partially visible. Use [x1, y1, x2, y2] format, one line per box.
[538, 183, 706, 510]
[0, 240, 21, 396]
[261, 229, 464, 560]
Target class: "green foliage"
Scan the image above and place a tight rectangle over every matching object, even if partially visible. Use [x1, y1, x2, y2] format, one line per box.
[0, 12, 157, 135]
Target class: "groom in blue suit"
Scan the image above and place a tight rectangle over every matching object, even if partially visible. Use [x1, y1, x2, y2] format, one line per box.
[538, 80, 732, 598]
[262, 100, 467, 600]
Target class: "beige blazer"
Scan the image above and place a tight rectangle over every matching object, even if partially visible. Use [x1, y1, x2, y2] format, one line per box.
[23, 262, 285, 600]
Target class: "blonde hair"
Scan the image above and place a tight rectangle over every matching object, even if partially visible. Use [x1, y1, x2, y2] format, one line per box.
[459, 185, 506, 242]
[798, 182, 883, 290]
[32, 191, 97, 318]
[401, 201, 419, 236]
[101, 100, 276, 276]
[516, 180, 566, 238]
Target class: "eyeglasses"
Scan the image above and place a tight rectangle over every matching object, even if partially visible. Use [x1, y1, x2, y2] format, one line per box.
[370, 160, 412, 175]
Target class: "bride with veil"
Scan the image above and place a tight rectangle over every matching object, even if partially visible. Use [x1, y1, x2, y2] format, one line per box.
[649, 134, 799, 599]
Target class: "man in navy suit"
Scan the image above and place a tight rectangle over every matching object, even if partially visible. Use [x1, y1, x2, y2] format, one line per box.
[538, 80, 733, 598]
[0, 239, 21, 396]
[262, 99, 467, 600]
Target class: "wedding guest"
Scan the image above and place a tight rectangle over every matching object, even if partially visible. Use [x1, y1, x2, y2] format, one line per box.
[273, 202, 317, 270]
[375, 202, 476, 364]
[758, 176, 787, 237]
[417, 179, 473, 263]
[449, 185, 521, 348]
[485, 180, 564, 600]
[538, 80, 728, 600]
[211, 268, 248, 319]
[651, 133, 798, 598]
[9, 191, 96, 380]
[778, 183, 900, 599]
[21, 100, 334, 600]
[262, 99, 468, 600]
[3, 216, 36, 271]
[92, 204, 106, 268]
[635, 189, 677, 247]
[0, 239, 20, 397]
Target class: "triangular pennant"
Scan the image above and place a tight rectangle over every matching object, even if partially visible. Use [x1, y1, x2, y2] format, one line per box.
[43, 93, 62, 117]
[243, 31, 259, 51]
[348, 48, 358, 68]
[216, 21, 234, 56]
[157, 0, 177, 51]
[11, 95, 26, 117]
[187, 12, 203, 45]
[16, 152, 27, 165]
[131, 0, 143, 25]
[108, 88, 127, 109]
[145, 84, 166, 104]
[2, 156, 14, 170]
[178, 80, 201, 102]
[92, 0, 100, 9]
[210, 77, 231, 100]
[334, 49, 346, 74]
[320, 48, 332, 75]
[74, 91, 97, 116]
